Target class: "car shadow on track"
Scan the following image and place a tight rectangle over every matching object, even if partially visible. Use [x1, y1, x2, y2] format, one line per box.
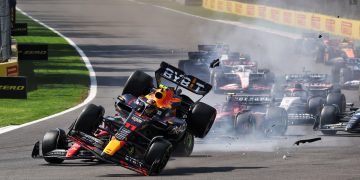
[320, 134, 360, 137]
[99, 166, 267, 177]
[161, 166, 267, 176]
[40, 161, 111, 167]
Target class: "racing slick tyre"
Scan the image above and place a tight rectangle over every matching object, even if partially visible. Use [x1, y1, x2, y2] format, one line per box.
[264, 107, 288, 136]
[319, 105, 339, 135]
[73, 104, 104, 134]
[42, 128, 67, 164]
[122, 70, 153, 97]
[339, 67, 352, 86]
[145, 139, 173, 175]
[187, 102, 217, 138]
[308, 97, 324, 116]
[326, 93, 346, 113]
[234, 112, 256, 135]
[173, 131, 194, 157]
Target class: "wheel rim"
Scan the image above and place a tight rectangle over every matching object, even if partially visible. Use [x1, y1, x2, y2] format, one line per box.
[184, 133, 193, 149]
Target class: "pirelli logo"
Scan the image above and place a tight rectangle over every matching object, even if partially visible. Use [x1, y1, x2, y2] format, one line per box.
[0, 85, 25, 91]
[18, 44, 48, 61]
[0, 77, 27, 99]
[6, 65, 18, 76]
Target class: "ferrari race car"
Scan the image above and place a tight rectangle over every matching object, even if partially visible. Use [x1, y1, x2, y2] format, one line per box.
[213, 94, 288, 136]
[210, 58, 274, 94]
[278, 73, 346, 125]
[316, 103, 360, 135]
[32, 62, 216, 176]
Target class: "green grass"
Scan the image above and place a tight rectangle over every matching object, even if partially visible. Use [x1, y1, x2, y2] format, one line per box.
[139, 0, 360, 45]
[0, 12, 89, 127]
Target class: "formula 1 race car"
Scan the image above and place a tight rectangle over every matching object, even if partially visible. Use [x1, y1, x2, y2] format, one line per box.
[316, 103, 360, 135]
[278, 73, 346, 125]
[32, 62, 216, 176]
[210, 57, 274, 94]
[296, 32, 329, 58]
[178, 44, 254, 83]
[177, 44, 234, 83]
[213, 94, 288, 136]
[331, 58, 360, 89]
[317, 38, 360, 64]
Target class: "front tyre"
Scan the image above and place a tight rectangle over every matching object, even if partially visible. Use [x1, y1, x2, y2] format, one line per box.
[145, 139, 173, 175]
[187, 102, 217, 138]
[319, 105, 339, 135]
[264, 107, 288, 136]
[42, 128, 67, 164]
[72, 104, 104, 134]
[173, 131, 194, 157]
[122, 70, 153, 97]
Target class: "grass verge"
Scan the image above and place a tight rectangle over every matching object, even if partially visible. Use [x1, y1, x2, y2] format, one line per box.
[0, 12, 89, 127]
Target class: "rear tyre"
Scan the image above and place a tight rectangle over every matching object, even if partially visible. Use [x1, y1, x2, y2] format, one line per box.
[122, 70, 153, 97]
[173, 131, 194, 157]
[326, 93, 346, 113]
[145, 139, 173, 175]
[42, 128, 67, 164]
[264, 107, 288, 136]
[308, 97, 323, 116]
[234, 112, 256, 135]
[73, 104, 104, 134]
[319, 106, 339, 135]
[187, 102, 217, 138]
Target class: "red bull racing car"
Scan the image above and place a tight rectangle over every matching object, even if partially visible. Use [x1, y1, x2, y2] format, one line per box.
[32, 62, 216, 176]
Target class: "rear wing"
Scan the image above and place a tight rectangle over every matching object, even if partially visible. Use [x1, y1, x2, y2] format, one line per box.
[198, 44, 230, 53]
[227, 94, 272, 105]
[155, 62, 212, 96]
[304, 83, 332, 89]
[285, 73, 328, 82]
[188, 51, 206, 60]
[285, 74, 306, 82]
[188, 51, 217, 60]
[307, 73, 327, 81]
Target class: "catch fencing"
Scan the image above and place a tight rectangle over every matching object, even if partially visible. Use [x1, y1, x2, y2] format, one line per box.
[0, 0, 12, 62]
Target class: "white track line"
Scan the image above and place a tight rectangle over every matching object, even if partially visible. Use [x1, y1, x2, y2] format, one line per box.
[0, 8, 97, 135]
[153, 5, 300, 40]
[128, 0, 300, 40]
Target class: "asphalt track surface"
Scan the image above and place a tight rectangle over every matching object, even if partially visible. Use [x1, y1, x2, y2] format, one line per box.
[1, 0, 360, 179]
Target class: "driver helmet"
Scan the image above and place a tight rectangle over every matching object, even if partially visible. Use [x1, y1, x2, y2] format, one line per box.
[145, 86, 181, 109]
[144, 99, 157, 117]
